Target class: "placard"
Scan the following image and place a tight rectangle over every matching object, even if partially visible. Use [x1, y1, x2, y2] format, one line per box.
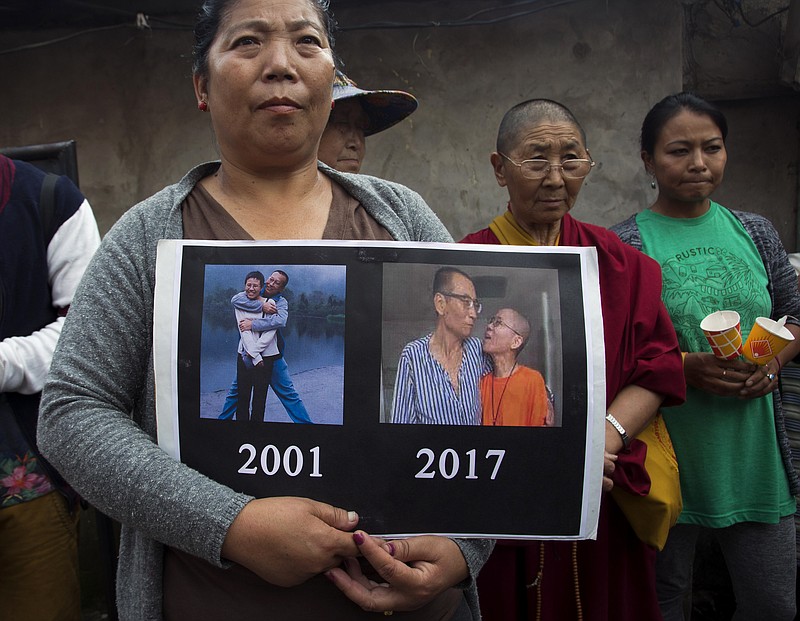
[154, 240, 605, 539]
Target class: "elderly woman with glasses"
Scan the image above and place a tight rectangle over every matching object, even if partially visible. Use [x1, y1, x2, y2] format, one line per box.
[391, 266, 485, 425]
[462, 99, 685, 621]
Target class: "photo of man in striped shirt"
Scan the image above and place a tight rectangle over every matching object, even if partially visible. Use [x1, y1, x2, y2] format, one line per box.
[391, 267, 485, 425]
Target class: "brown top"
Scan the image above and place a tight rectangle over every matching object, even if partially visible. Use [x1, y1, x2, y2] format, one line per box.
[165, 177, 463, 619]
[164, 547, 464, 619]
[182, 178, 393, 241]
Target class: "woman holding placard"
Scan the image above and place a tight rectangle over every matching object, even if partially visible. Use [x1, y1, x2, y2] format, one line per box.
[36, 0, 490, 618]
[613, 92, 800, 620]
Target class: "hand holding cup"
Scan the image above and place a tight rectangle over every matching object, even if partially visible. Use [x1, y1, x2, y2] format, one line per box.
[741, 316, 794, 365]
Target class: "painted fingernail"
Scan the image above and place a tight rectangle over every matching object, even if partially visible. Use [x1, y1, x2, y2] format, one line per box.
[353, 531, 365, 545]
[387, 542, 396, 556]
[324, 571, 335, 582]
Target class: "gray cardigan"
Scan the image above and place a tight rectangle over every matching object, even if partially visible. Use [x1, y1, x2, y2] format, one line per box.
[612, 210, 800, 496]
[39, 162, 492, 620]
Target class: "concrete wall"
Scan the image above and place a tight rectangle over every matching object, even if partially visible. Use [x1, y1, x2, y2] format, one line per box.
[0, 0, 683, 238]
[1, 26, 206, 233]
[713, 95, 800, 251]
[682, 0, 800, 251]
[335, 0, 684, 240]
[3, 0, 797, 249]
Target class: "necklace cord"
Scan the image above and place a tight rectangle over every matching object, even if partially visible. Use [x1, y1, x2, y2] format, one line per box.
[490, 360, 518, 425]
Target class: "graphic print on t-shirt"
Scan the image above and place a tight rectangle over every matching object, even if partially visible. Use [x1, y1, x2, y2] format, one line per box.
[660, 246, 762, 353]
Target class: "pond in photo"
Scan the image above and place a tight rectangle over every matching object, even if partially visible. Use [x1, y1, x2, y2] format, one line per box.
[200, 317, 345, 394]
[199, 263, 346, 423]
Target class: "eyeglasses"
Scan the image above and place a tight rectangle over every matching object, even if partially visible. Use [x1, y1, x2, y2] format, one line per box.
[265, 276, 285, 289]
[499, 153, 595, 180]
[439, 292, 482, 314]
[487, 316, 522, 336]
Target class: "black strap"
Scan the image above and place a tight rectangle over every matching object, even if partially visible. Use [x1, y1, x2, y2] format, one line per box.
[38, 172, 59, 246]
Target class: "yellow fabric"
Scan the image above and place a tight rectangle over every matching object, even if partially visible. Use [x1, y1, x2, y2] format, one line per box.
[488, 209, 560, 246]
[489, 211, 540, 245]
[611, 414, 682, 551]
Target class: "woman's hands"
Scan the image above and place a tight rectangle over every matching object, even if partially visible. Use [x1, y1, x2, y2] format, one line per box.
[741, 358, 783, 398]
[221, 496, 360, 587]
[325, 532, 468, 613]
[603, 451, 618, 492]
[683, 352, 778, 399]
[223, 501, 468, 612]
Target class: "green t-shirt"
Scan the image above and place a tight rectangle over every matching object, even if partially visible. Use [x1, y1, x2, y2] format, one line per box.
[636, 202, 794, 527]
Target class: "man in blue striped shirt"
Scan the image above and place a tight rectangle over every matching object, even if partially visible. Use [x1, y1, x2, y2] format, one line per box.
[391, 267, 485, 425]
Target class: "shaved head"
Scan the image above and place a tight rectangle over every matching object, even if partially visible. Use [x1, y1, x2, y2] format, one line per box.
[502, 308, 531, 354]
[497, 99, 586, 154]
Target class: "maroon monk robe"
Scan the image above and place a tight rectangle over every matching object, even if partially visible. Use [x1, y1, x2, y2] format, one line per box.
[462, 212, 685, 621]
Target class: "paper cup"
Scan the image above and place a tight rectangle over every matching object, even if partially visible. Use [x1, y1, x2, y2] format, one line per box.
[700, 310, 743, 360]
[741, 316, 794, 364]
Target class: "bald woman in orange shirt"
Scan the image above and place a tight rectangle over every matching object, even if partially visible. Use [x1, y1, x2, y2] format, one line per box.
[480, 307, 554, 427]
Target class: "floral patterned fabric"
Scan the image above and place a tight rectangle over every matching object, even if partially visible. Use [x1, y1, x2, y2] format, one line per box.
[0, 405, 53, 508]
[1, 453, 54, 507]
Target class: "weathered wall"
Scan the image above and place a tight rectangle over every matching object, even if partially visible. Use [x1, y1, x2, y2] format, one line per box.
[713, 95, 800, 249]
[335, 0, 683, 240]
[1, 26, 205, 234]
[3, 0, 797, 249]
[683, 0, 800, 251]
[682, 0, 792, 99]
[0, 0, 683, 238]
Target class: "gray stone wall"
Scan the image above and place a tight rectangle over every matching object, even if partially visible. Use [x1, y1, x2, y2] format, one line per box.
[1, 0, 797, 250]
[335, 0, 682, 239]
[0, 0, 681, 237]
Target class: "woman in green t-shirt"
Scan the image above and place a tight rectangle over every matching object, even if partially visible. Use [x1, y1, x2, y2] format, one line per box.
[612, 92, 800, 621]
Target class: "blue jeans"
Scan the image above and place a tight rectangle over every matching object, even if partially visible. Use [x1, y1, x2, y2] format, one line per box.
[220, 357, 313, 423]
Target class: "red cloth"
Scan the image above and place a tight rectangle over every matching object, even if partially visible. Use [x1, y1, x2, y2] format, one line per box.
[614, 440, 651, 497]
[462, 214, 684, 621]
[0, 155, 15, 215]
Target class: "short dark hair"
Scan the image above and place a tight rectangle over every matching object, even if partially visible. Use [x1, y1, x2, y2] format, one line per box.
[272, 269, 289, 286]
[193, 0, 339, 78]
[640, 92, 728, 155]
[244, 270, 265, 287]
[432, 266, 473, 296]
[497, 99, 586, 154]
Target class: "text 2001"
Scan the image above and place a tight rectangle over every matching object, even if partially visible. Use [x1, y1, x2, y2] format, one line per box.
[238, 444, 322, 478]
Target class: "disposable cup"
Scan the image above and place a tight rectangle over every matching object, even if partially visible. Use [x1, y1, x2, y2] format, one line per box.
[741, 316, 794, 364]
[700, 310, 743, 360]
